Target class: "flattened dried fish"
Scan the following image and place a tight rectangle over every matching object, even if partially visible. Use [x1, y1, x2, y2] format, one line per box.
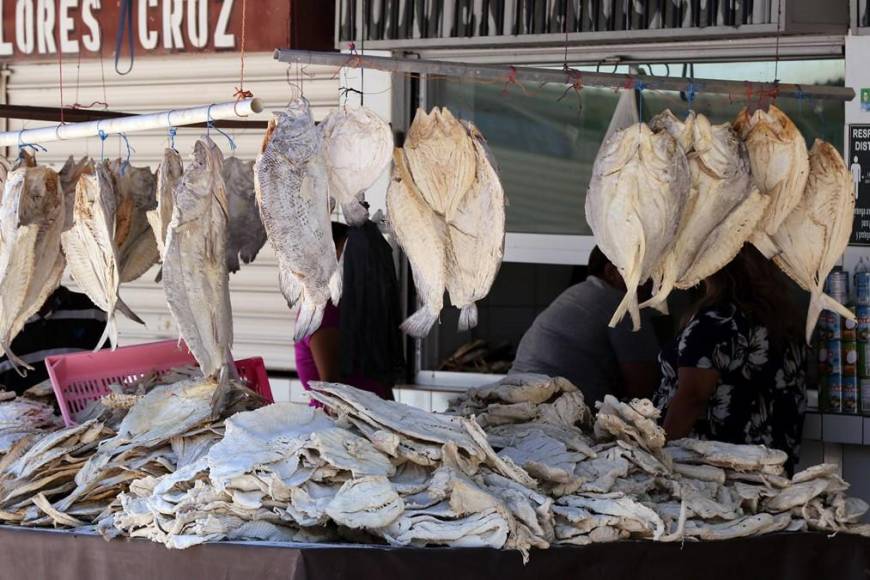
[255, 98, 341, 340]
[222, 157, 267, 273]
[109, 160, 159, 283]
[321, 106, 393, 225]
[163, 138, 233, 378]
[147, 148, 183, 259]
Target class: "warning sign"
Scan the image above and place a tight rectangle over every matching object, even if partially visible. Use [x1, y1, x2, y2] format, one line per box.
[850, 125, 870, 245]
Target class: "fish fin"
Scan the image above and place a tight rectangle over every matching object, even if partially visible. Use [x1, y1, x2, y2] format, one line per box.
[341, 198, 370, 226]
[116, 298, 145, 325]
[94, 317, 118, 352]
[808, 291, 855, 345]
[329, 254, 344, 307]
[154, 267, 163, 284]
[458, 304, 478, 332]
[610, 240, 644, 331]
[294, 300, 326, 342]
[279, 269, 303, 309]
[1, 343, 32, 376]
[401, 308, 440, 338]
[640, 274, 674, 314]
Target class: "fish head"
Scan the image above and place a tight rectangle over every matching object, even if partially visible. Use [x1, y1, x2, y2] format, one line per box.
[692, 114, 741, 180]
[322, 106, 393, 199]
[18, 166, 63, 227]
[650, 109, 695, 153]
[178, 138, 229, 222]
[264, 98, 319, 160]
[111, 162, 157, 212]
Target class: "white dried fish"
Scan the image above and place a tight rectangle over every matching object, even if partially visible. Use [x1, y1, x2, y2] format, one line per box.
[163, 138, 233, 379]
[255, 98, 341, 341]
[320, 106, 393, 225]
[146, 148, 183, 260]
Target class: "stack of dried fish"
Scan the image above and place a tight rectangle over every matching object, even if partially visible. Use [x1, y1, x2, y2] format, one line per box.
[0, 373, 263, 529]
[0, 391, 61, 456]
[388, 107, 506, 337]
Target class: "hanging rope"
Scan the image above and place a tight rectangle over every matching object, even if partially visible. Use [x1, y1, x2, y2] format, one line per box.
[168, 126, 177, 150]
[17, 130, 47, 159]
[98, 127, 108, 160]
[118, 133, 133, 174]
[234, 0, 253, 100]
[206, 104, 237, 151]
[114, 0, 135, 75]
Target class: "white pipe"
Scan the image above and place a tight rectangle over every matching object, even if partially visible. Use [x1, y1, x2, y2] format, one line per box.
[0, 98, 264, 148]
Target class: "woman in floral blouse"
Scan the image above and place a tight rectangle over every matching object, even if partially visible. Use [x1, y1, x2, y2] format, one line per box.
[653, 244, 807, 473]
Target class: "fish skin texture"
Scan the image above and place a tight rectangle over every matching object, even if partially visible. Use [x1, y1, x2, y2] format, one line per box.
[643, 111, 767, 309]
[162, 138, 233, 379]
[772, 139, 856, 342]
[254, 98, 341, 341]
[60, 163, 142, 350]
[57, 156, 94, 231]
[387, 147, 447, 338]
[445, 121, 506, 332]
[732, 104, 809, 258]
[586, 123, 690, 330]
[0, 167, 66, 371]
[222, 157, 267, 274]
[321, 106, 393, 226]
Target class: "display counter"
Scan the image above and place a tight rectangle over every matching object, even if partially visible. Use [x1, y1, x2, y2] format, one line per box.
[1, 527, 868, 580]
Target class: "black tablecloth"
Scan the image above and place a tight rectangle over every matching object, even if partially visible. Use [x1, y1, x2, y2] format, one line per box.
[1, 527, 868, 580]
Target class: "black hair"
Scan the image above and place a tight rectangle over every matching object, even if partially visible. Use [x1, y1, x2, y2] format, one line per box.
[332, 222, 350, 243]
[588, 246, 611, 277]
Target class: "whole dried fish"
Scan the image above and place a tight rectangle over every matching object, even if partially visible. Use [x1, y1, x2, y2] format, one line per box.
[586, 123, 690, 330]
[387, 147, 447, 338]
[61, 163, 144, 349]
[445, 122, 506, 332]
[223, 157, 267, 274]
[320, 106, 393, 225]
[0, 166, 66, 371]
[732, 105, 809, 258]
[771, 139, 856, 342]
[58, 156, 93, 231]
[162, 138, 233, 379]
[109, 160, 159, 283]
[255, 98, 341, 341]
[146, 148, 183, 260]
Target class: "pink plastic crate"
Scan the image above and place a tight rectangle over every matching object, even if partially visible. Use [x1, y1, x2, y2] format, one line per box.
[46, 339, 273, 427]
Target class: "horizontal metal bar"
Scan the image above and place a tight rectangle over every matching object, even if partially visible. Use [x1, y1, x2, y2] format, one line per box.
[0, 104, 267, 129]
[0, 99, 265, 147]
[275, 49, 855, 101]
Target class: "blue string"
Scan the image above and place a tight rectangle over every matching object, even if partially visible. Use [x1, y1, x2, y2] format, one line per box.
[685, 82, 697, 108]
[98, 129, 108, 160]
[795, 84, 806, 113]
[206, 104, 237, 152]
[114, 0, 135, 75]
[118, 133, 134, 175]
[635, 81, 647, 121]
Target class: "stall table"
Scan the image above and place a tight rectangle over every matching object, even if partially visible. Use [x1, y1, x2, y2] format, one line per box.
[1, 527, 868, 580]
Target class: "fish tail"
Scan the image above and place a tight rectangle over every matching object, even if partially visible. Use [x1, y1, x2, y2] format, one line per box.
[116, 298, 145, 325]
[808, 290, 855, 344]
[329, 256, 344, 307]
[294, 300, 326, 342]
[341, 199, 370, 226]
[400, 307, 439, 338]
[95, 317, 119, 352]
[640, 272, 674, 314]
[1, 343, 32, 376]
[458, 303, 479, 332]
[750, 231, 780, 259]
[610, 240, 644, 331]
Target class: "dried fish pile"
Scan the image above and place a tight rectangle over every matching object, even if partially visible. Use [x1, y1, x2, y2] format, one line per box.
[96, 377, 869, 557]
[0, 392, 61, 456]
[388, 107, 506, 337]
[0, 375, 263, 529]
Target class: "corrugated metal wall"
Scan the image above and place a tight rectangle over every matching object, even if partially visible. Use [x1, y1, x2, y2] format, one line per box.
[4, 53, 340, 371]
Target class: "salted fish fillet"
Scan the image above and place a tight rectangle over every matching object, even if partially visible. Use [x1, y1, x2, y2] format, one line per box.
[0, 166, 66, 371]
[254, 97, 341, 341]
[445, 121, 506, 332]
[60, 163, 143, 351]
[772, 139, 856, 342]
[321, 106, 394, 226]
[163, 138, 233, 379]
[110, 160, 159, 283]
[586, 123, 690, 330]
[732, 104, 809, 258]
[58, 156, 93, 231]
[643, 112, 767, 309]
[222, 157, 267, 274]
[147, 148, 183, 260]
[388, 147, 447, 338]
[403, 107, 477, 222]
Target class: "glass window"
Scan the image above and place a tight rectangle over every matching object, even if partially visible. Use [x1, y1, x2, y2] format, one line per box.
[427, 59, 845, 237]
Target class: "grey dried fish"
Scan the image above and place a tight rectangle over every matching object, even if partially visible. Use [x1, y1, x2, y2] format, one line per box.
[222, 157, 267, 273]
[109, 160, 159, 283]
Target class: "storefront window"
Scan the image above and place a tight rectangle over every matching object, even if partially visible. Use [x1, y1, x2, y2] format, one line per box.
[427, 58, 845, 237]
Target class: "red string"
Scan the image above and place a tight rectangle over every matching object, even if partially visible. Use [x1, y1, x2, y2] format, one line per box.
[233, 0, 254, 100]
[501, 66, 529, 96]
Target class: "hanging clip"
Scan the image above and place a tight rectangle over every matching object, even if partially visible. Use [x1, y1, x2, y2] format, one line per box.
[16, 130, 47, 161]
[206, 104, 237, 152]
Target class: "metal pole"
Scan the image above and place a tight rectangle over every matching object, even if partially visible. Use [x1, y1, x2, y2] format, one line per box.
[0, 98, 264, 148]
[274, 48, 856, 102]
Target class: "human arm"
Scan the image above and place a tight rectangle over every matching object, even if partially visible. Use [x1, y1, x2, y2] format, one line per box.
[609, 313, 661, 400]
[662, 367, 720, 440]
[309, 327, 342, 383]
[619, 362, 660, 400]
